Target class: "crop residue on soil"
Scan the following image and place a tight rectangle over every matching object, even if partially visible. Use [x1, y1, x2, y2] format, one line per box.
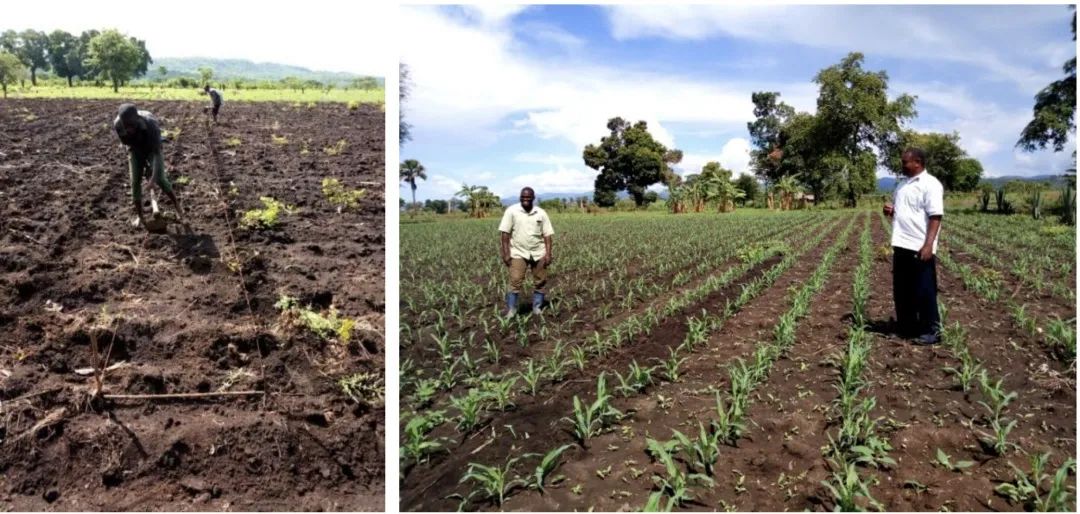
[0, 99, 385, 511]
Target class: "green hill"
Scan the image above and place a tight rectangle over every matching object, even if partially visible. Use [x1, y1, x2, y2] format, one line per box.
[150, 57, 383, 87]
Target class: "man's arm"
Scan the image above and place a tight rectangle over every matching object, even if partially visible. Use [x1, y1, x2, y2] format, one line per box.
[543, 235, 553, 266]
[919, 215, 942, 261]
[500, 231, 512, 266]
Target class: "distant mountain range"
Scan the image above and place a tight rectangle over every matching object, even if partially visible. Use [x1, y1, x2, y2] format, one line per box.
[149, 58, 382, 86]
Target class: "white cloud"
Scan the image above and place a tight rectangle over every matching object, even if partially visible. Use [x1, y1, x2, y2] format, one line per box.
[677, 138, 753, 177]
[507, 165, 596, 194]
[512, 153, 581, 166]
[401, 5, 813, 149]
[6, 0, 390, 75]
[605, 4, 1068, 94]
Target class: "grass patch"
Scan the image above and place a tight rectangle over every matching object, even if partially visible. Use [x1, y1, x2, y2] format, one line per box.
[6, 84, 383, 104]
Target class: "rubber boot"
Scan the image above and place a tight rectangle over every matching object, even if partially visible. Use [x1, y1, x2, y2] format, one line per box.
[532, 292, 545, 315]
[505, 292, 519, 318]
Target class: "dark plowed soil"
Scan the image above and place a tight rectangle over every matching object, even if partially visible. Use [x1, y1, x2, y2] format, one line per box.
[0, 99, 385, 511]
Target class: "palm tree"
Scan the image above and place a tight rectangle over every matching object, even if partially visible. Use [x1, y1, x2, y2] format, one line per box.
[400, 159, 426, 212]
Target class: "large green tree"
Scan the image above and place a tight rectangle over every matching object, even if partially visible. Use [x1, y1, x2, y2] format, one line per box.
[748, 52, 916, 206]
[1017, 6, 1076, 154]
[16, 30, 49, 86]
[887, 131, 983, 191]
[76, 30, 100, 82]
[584, 117, 683, 207]
[87, 30, 143, 92]
[812, 52, 916, 205]
[47, 30, 81, 87]
[0, 51, 26, 98]
[747, 91, 796, 184]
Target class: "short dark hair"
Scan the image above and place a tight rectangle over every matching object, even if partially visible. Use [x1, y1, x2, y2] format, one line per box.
[118, 103, 138, 123]
[520, 187, 535, 196]
[902, 147, 927, 166]
[204, 85, 210, 91]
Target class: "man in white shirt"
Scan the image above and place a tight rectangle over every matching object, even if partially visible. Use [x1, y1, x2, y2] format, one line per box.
[498, 187, 554, 317]
[883, 147, 944, 345]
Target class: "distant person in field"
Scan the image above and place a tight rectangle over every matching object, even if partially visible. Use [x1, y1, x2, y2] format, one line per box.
[883, 147, 944, 345]
[204, 85, 223, 122]
[114, 103, 184, 228]
[499, 187, 554, 317]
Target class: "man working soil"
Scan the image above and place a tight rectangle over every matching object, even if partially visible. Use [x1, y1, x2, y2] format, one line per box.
[499, 187, 554, 317]
[114, 103, 184, 229]
[204, 85, 223, 123]
[883, 147, 943, 345]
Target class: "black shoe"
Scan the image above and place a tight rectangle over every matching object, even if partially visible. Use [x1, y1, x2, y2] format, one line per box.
[914, 333, 941, 345]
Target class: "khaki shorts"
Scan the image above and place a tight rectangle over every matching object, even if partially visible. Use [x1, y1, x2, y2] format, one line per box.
[509, 257, 547, 294]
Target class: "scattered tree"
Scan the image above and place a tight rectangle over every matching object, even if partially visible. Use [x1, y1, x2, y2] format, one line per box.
[400, 63, 412, 144]
[87, 30, 144, 92]
[584, 117, 682, 207]
[0, 52, 26, 98]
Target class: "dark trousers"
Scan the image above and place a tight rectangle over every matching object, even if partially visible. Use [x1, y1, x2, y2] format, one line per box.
[892, 247, 940, 337]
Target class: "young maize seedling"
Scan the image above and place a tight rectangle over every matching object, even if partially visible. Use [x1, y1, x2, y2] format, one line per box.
[654, 348, 688, 383]
[412, 378, 439, 407]
[570, 345, 587, 371]
[457, 455, 528, 508]
[643, 437, 713, 511]
[976, 371, 1017, 421]
[401, 410, 448, 466]
[934, 448, 975, 473]
[483, 338, 501, 366]
[450, 389, 487, 433]
[671, 422, 722, 476]
[820, 458, 883, 512]
[519, 359, 544, 396]
[614, 360, 655, 396]
[483, 376, 519, 411]
[526, 444, 574, 494]
[712, 392, 746, 444]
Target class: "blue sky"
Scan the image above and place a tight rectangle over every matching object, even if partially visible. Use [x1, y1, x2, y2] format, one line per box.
[400, 4, 1077, 202]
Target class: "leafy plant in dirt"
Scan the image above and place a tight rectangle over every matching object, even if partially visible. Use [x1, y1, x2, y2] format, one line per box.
[570, 345, 587, 371]
[240, 196, 296, 230]
[225, 136, 242, 147]
[654, 347, 688, 382]
[671, 422, 722, 476]
[976, 370, 1017, 421]
[457, 455, 528, 508]
[458, 350, 482, 381]
[943, 349, 983, 393]
[712, 392, 746, 444]
[820, 458, 883, 512]
[995, 453, 1077, 512]
[482, 338, 500, 366]
[643, 437, 713, 511]
[1045, 317, 1076, 361]
[271, 134, 288, 145]
[526, 444, 574, 494]
[437, 360, 460, 391]
[544, 354, 570, 383]
[450, 389, 487, 432]
[614, 360, 655, 396]
[934, 448, 975, 473]
[978, 416, 1019, 456]
[323, 139, 348, 156]
[412, 378, 439, 407]
[519, 359, 543, 396]
[274, 295, 357, 344]
[431, 332, 453, 362]
[483, 376, 518, 411]
[322, 178, 364, 211]
[562, 373, 621, 446]
[338, 372, 384, 405]
[401, 410, 448, 466]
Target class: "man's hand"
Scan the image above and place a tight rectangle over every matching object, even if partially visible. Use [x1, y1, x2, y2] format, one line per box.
[882, 203, 894, 217]
[543, 253, 553, 267]
[918, 243, 934, 261]
[502, 255, 511, 267]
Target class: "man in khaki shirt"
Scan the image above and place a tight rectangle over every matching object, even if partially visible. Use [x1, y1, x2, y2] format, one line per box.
[499, 187, 554, 317]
